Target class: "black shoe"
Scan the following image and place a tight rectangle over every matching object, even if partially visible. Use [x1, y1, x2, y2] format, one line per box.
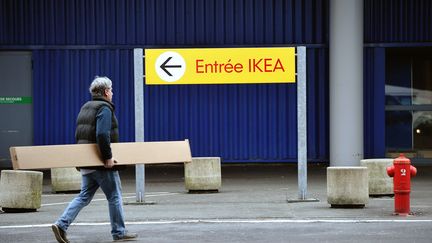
[113, 232, 138, 241]
[51, 224, 70, 243]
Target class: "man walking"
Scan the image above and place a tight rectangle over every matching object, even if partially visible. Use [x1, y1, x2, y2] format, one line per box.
[52, 76, 137, 242]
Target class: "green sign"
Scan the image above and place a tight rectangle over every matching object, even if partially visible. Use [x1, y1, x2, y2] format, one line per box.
[0, 96, 32, 104]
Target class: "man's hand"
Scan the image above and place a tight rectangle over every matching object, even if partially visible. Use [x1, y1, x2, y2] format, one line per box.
[104, 158, 116, 168]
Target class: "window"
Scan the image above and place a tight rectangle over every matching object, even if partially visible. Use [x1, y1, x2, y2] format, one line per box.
[385, 48, 432, 158]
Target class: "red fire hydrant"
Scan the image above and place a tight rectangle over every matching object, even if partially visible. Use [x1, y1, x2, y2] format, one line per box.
[386, 154, 417, 216]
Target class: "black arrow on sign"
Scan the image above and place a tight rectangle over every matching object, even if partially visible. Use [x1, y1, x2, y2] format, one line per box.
[160, 57, 182, 76]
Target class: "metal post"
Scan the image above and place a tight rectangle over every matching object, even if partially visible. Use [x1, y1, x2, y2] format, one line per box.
[133, 48, 145, 203]
[297, 46, 307, 200]
[287, 46, 318, 203]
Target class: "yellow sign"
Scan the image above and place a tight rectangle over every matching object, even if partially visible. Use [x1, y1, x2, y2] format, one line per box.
[145, 47, 296, 85]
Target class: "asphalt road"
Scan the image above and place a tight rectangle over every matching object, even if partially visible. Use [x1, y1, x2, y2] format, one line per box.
[1, 164, 431, 242]
[1, 219, 432, 243]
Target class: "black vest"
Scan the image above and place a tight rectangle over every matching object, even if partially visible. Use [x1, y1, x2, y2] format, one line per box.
[75, 99, 119, 144]
[75, 98, 121, 170]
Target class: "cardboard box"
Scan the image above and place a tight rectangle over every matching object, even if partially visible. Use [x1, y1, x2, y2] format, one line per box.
[10, 140, 192, 170]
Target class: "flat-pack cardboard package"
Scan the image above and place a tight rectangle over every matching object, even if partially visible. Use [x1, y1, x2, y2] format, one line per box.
[10, 140, 192, 170]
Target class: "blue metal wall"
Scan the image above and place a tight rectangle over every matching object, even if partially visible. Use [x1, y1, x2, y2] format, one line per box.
[363, 47, 386, 158]
[4, 0, 432, 45]
[144, 48, 328, 162]
[0, 0, 327, 45]
[365, 0, 432, 43]
[4, 0, 431, 162]
[1, 0, 329, 163]
[31, 48, 328, 162]
[32, 50, 135, 145]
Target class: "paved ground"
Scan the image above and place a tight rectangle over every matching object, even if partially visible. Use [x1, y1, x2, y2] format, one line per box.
[0, 163, 431, 242]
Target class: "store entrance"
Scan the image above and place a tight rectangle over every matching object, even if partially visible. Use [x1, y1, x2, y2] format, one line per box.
[385, 47, 432, 162]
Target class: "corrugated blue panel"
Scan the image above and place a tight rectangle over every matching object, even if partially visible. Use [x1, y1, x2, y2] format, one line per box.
[0, 0, 327, 45]
[32, 48, 328, 162]
[307, 48, 329, 161]
[365, 0, 432, 43]
[143, 84, 297, 161]
[143, 48, 328, 162]
[14, 0, 329, 163]
[33, 50, 135, 145]
[364, 48, 386, 158]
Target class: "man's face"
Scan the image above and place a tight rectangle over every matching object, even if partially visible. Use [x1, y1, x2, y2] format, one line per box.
[105, 87, 113, 102]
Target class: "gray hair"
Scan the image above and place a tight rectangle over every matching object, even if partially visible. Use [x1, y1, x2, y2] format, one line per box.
[89, 76, 112, 97]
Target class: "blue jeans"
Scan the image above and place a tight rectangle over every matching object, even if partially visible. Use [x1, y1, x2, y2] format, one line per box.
[55, 170, 126, 239]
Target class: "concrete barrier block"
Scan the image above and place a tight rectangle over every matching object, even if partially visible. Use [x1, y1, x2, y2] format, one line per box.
[417, 150, 432, 158]
[327, 167, 368, 208]
[360, 159, 394, 196]
[51, 168, 81, 193]
[0, 170, 43, 211]
[185, 157, 221, 192]
[386, 152, 416, 159]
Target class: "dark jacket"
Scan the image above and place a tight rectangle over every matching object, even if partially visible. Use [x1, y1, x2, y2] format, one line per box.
[75, 97, 123, 170]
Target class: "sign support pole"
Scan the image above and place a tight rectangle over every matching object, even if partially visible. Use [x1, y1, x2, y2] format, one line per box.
[288, 46, 319, 203]
[142, 46, 314, 203]
[129, 48, 154, 205]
